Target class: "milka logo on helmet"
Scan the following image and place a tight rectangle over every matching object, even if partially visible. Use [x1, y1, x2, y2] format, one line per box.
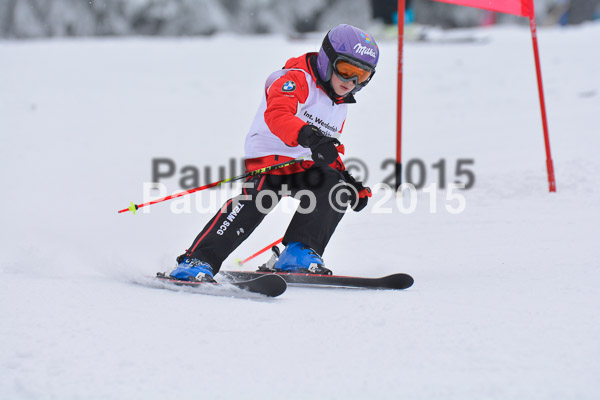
[353, 43, 377, 58]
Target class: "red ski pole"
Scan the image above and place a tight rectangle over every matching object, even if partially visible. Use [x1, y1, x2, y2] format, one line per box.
[236, 237, 283, 266]
[118, 157, 306, 214]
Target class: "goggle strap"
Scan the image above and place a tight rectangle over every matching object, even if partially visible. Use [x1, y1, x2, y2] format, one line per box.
[321, 32, 338, 63]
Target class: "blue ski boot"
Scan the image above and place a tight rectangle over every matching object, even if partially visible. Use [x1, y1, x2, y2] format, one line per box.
[169, 257, 215, 282]
[273, 242, 332, 275]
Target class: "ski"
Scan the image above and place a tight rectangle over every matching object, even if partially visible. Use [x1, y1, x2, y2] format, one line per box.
[220, 271, 414, 290]
[154, 272, 287, 297]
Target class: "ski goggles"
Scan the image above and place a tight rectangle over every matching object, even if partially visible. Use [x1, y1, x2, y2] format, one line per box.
[333, 57, 374, 85]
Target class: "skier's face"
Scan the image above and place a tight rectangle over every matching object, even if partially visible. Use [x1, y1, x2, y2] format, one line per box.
[331, 73, 356, 97]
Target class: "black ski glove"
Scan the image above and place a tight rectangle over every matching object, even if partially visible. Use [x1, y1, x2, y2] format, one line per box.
[342, 171, 372, 212]
[297, 125, 340, 166]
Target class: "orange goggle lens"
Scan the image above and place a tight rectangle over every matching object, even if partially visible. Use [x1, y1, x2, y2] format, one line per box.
[334, 59, 373, 84]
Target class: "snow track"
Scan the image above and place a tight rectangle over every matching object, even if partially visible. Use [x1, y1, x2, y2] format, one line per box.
[1, 24, 599, 399]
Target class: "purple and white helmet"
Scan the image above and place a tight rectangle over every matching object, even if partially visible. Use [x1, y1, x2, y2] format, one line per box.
[316, 24, 379, 92]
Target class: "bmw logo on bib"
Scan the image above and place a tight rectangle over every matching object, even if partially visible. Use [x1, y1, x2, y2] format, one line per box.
[282, 81, 296, 92]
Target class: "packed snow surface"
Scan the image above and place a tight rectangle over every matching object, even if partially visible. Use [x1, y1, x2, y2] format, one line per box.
[1, 24, 599, 399]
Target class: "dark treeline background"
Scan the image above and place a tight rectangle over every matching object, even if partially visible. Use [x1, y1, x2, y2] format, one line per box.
[1, 0, 598, 39]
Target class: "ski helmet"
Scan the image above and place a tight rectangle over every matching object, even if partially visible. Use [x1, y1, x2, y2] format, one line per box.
[316, 24, 379, 93]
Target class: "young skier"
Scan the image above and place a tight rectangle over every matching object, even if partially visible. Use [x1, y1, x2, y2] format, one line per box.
[168, 24, 379, 282]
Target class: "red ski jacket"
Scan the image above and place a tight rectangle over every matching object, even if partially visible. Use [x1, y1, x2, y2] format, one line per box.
[244, 53, 355, 175]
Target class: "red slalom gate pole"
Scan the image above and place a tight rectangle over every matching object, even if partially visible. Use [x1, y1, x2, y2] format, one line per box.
[118, 157, 307, 214]
[529, 16, 556, 192]
[237, 237, 283, 266]
[396, 0, 406, 190]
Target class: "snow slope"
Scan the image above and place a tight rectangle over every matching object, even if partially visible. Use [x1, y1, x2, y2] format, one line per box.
[1, 24, 599, 399]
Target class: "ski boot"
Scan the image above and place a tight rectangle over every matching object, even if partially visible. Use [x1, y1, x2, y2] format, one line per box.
[168, 257, 215, 282]
[270, 242, 332, 275]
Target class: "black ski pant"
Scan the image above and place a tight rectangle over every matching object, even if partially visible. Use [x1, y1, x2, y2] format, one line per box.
[180, 166, 350, 273]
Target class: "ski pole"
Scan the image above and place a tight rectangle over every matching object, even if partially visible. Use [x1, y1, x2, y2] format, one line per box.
[236, 237, 283, 266]
[118, 157, 307, 214]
